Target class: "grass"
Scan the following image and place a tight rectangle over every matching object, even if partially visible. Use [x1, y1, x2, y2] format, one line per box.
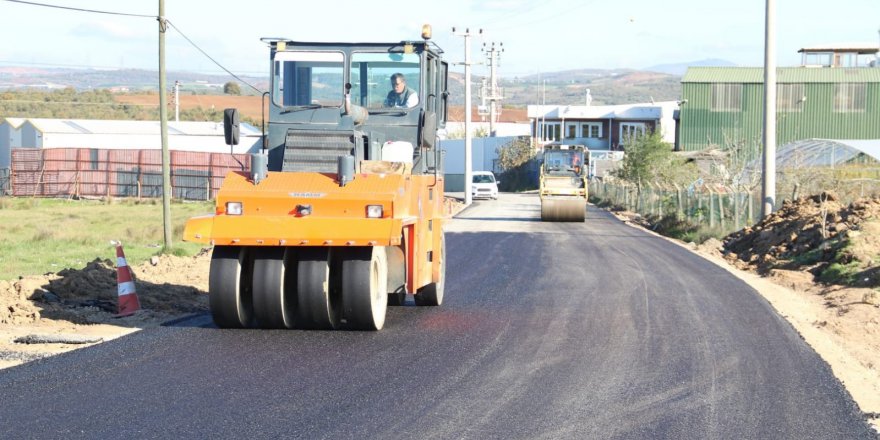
[642, 213, 731, 244]
[0, 197, 214, 281]
[819, 261, 862, 285]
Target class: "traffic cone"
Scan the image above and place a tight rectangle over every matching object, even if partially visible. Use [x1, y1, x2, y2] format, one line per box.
[111, 241, 141, 317]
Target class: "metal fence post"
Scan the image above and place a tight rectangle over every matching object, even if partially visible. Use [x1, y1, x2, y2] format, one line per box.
[734, 192, 741, 231]
[709, 190, 716, 228]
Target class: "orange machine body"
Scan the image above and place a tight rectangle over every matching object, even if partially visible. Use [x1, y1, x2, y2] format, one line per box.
[184, 167, 444, 293]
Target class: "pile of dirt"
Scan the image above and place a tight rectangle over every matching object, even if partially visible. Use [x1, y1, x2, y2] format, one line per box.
[0, 280, 42, 325]
[444, 196, 466, 217]
[723, 192, 880, 288]
[2, 200, 464, 328]
[0, 251, 211, 326]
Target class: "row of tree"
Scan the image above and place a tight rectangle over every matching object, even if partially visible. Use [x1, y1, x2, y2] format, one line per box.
[0, 86, 252, 124]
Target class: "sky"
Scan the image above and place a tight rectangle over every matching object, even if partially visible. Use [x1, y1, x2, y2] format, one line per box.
[0, 0, 878, 79]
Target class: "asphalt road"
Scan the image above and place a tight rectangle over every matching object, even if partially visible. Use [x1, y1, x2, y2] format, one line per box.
[0, 193, 874, 439]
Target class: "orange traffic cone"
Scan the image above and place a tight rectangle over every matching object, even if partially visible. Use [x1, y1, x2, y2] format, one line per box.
[112, 241, 141, 317]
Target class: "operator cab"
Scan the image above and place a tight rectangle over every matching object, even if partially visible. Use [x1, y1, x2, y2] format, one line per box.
[543, 145, 586, 177]
[258, 32, 449, 177]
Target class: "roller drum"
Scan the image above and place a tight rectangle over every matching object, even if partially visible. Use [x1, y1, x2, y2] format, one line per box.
[541, 198, 585, 222]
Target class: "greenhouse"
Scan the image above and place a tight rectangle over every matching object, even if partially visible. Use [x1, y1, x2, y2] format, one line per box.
[772, 139, 880, 168]
[743, 138, 880, 180]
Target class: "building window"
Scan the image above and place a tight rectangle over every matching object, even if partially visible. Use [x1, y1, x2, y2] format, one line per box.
[777, 84, 805, 112]
[803, 52, 833, 67]
[581, 122, 602, 138]
[565, 123, 578, 139]
[833, 83, 866, 113]
[711, 83, 742, 112]
[541, 122, 561, 141]
[620, 123, 646, 144]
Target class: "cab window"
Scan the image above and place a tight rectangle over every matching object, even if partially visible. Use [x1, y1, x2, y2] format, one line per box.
[544, 150, 584, 176]
[350, 52, 420, 109]
[273, 51, 344, 107]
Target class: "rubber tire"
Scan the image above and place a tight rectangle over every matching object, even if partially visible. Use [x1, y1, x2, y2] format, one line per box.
[296, 247, 340, 330]
[252, 247, 296, 329]
[341, 247, 388, 330]
[415, 233, 445, 307]
[209, 246, 254, 328]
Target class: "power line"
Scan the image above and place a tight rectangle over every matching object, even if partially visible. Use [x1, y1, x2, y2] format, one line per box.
[166, 20, 264, 94]
[2, 1, 266, 91]
[2, 0, 154, 18]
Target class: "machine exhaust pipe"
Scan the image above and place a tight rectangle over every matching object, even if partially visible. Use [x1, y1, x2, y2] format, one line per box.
[338, 155, 355, 187]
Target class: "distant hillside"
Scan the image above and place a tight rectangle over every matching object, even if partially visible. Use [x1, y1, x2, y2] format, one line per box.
[644, 58, 737, 76]
[1, 65, 682, 112]
[0, 66, 267, 95]
[448, 68, 681, 108]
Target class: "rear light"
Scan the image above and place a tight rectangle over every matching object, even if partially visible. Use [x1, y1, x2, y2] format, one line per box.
[366, 205, 383, 218]
[226, 202, 243, 215]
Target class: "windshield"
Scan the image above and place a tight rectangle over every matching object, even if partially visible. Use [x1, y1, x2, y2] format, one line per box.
[543, 150, 585, 176]
[351, 52, 420, 110]
[473, 174, 495, 184]
[273, 51, 344, 107]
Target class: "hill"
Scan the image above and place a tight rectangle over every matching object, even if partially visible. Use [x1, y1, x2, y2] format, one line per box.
[0, 66, 267, 95]
[2, 65, 684, 117]
[644, 58, 737, 76]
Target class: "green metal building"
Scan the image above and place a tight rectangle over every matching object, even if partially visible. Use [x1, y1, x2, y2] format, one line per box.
[679, 67, 880, 157]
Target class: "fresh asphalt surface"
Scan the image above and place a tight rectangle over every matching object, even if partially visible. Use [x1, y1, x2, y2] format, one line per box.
[0, 193, 875, 439]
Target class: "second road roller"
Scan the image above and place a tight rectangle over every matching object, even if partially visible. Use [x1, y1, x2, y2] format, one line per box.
[540, 144, 588, 222]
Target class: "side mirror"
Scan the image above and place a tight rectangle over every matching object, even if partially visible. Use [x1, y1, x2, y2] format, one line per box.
[223, 108, 240, 146]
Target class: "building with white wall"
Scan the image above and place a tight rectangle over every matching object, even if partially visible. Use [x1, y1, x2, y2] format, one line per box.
[527, 101, 679, 150]
[10, 118, 263, 153]
[0, 117, 25, 168]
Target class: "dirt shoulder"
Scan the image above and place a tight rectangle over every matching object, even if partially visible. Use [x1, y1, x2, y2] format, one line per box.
[0, 197, 466, 370]
[0, 250, 211, 369]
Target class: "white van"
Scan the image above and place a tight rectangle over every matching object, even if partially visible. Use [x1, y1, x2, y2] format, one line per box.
[471, 171, 499, 200]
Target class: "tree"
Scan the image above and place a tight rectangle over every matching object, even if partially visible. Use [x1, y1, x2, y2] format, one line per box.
[616, 131, 695, 191]
[496, 136, 534, 171]
[223, 81, 241, 95]
[495, 137, 537, 191]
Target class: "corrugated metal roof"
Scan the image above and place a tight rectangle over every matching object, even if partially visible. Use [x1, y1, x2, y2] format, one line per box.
[682, 67, 880, 83]
[798, 43, 879, 54]
[0, 117, 27, 129]
[19, 118, 261, 136]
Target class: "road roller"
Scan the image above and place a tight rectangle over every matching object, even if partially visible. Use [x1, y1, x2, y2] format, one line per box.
[539, 144, 588, 222]
[183, 26, 448, 330]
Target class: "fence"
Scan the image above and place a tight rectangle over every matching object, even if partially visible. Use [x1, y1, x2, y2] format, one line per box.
[591, 180, 761, 235]
[10, 148, 250, 200]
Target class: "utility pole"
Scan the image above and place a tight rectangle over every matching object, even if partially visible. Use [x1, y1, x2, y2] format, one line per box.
[159, 0, 172, 249]
[453, 27, 481, 205]
[761, 0, 777, 218]
[482, 42, 503, 136]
